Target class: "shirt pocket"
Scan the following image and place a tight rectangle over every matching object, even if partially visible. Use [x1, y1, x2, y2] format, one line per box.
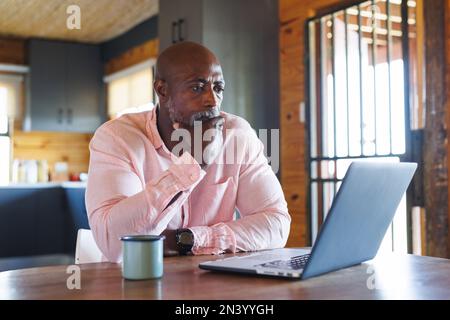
[193, 177, 237, 225]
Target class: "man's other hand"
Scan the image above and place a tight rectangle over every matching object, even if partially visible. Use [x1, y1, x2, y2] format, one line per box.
[173, 115, 224, 169]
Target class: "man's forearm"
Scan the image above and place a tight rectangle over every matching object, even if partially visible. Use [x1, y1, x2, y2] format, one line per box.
[164, 191, 182, 210]
[188, 210, 291, 255]
[227, 210, 291, 251]
[88, 167, 203, 262]
[89, 185, 190, 262]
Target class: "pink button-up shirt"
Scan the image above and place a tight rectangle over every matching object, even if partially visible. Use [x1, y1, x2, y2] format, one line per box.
[85, 106, 291, 262]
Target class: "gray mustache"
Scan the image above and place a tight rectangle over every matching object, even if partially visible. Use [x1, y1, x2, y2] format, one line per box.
[189, 109, 220, 125]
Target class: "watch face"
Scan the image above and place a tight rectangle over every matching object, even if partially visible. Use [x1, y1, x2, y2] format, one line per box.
[179, 231, 194, 245]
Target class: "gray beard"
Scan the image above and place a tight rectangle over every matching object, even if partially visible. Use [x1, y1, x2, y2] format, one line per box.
[167, 101, 187, 125]
[168, 102, 220, 127]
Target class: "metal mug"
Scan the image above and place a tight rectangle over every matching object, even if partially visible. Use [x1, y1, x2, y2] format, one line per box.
[120, 235, 165, 280]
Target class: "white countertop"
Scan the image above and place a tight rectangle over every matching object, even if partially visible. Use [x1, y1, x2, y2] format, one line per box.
[0, 181, 87, 189]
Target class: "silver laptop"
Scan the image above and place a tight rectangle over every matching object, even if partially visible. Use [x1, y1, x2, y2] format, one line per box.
[199, 162, 417, 279]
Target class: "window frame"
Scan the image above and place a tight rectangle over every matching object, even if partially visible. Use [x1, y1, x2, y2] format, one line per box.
[0, 117, 9, 137]
[305, 0, 418, 252]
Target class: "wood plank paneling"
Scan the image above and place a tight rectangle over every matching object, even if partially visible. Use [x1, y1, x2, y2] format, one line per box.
[446, 0, 450, 258]
[279, 1, 312, 24]
[0, 38, 26, 64]
[0, 0, 158, 44]
[12, 131, 92, 179]
[423, 0, 448, 258]
[280, 19, 304, 49]
[104, 39, 159, 75]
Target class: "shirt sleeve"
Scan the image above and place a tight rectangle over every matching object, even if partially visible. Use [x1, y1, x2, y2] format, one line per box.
[189, 127, 291, 255]
[85, 125, 204, 262]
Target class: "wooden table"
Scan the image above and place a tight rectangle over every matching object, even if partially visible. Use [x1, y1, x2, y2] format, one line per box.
[1, 252, 450, 299]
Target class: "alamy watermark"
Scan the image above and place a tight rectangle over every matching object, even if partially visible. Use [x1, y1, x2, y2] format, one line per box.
[169, 121, 280, 174]
[66, 5, 81, 30]
[366, 265, 379, 290]
[66, 265, 81, 290]
[366, 262, 409, 294]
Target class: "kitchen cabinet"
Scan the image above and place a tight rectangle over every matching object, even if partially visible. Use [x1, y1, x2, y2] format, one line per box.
[35, 188, 66, 254]
[28, 39, 104, 133]
[0, 189, 38, 257]
[158, 0, 203, 50]
[0, 187, 65, 257]
[0, 184, 89, 258]
[28, 40, 66, 132]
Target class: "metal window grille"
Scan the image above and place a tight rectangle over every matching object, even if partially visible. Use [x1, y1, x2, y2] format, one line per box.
[306, 0, 418, 251]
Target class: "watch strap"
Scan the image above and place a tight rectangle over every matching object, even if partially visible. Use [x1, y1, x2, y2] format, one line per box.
[176, 228, 194, 255]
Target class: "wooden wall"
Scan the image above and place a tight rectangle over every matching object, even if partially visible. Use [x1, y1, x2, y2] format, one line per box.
[104, 38, 159, 75]
[12, 131, 92, 179]
[446, 0, 450, 258]
[0, 38, 26, 64]
[279, 0, 343, 247]
[423, 0, 448, 258]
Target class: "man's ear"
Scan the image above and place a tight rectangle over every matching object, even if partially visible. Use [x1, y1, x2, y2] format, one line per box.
[154, 79, 168, 103]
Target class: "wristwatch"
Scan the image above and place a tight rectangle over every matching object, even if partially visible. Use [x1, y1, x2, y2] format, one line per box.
[175, 228, 194, 255]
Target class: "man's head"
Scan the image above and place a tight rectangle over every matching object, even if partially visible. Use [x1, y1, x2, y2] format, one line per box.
[154, 41, 225, 126]
[154, 42, 226, 167]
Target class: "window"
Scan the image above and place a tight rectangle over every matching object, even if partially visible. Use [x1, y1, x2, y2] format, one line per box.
[0, 86, 10, 185]
[105, 60, 156, 119]
[0, 74, 22, 185]
[307, 0, 421, 254]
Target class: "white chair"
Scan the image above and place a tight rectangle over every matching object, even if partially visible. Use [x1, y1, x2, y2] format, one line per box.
[75, 229, 104, 264]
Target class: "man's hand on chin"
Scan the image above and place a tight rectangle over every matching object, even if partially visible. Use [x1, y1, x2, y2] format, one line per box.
[161, 229, 179, 257]
[172, 115, 224, 170]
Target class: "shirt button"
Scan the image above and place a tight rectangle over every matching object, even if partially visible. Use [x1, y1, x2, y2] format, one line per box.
[190, 173, 197, 181]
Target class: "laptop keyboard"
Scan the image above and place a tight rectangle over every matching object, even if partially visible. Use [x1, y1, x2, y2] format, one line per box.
[255, 254, 311, 270]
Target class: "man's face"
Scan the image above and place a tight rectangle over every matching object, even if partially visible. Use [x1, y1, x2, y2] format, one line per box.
[165, 62, 225, 126]
[155, 53, 226, 167]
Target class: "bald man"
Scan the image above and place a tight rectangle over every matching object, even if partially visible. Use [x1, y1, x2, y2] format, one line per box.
[86, 42, 291, 262]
